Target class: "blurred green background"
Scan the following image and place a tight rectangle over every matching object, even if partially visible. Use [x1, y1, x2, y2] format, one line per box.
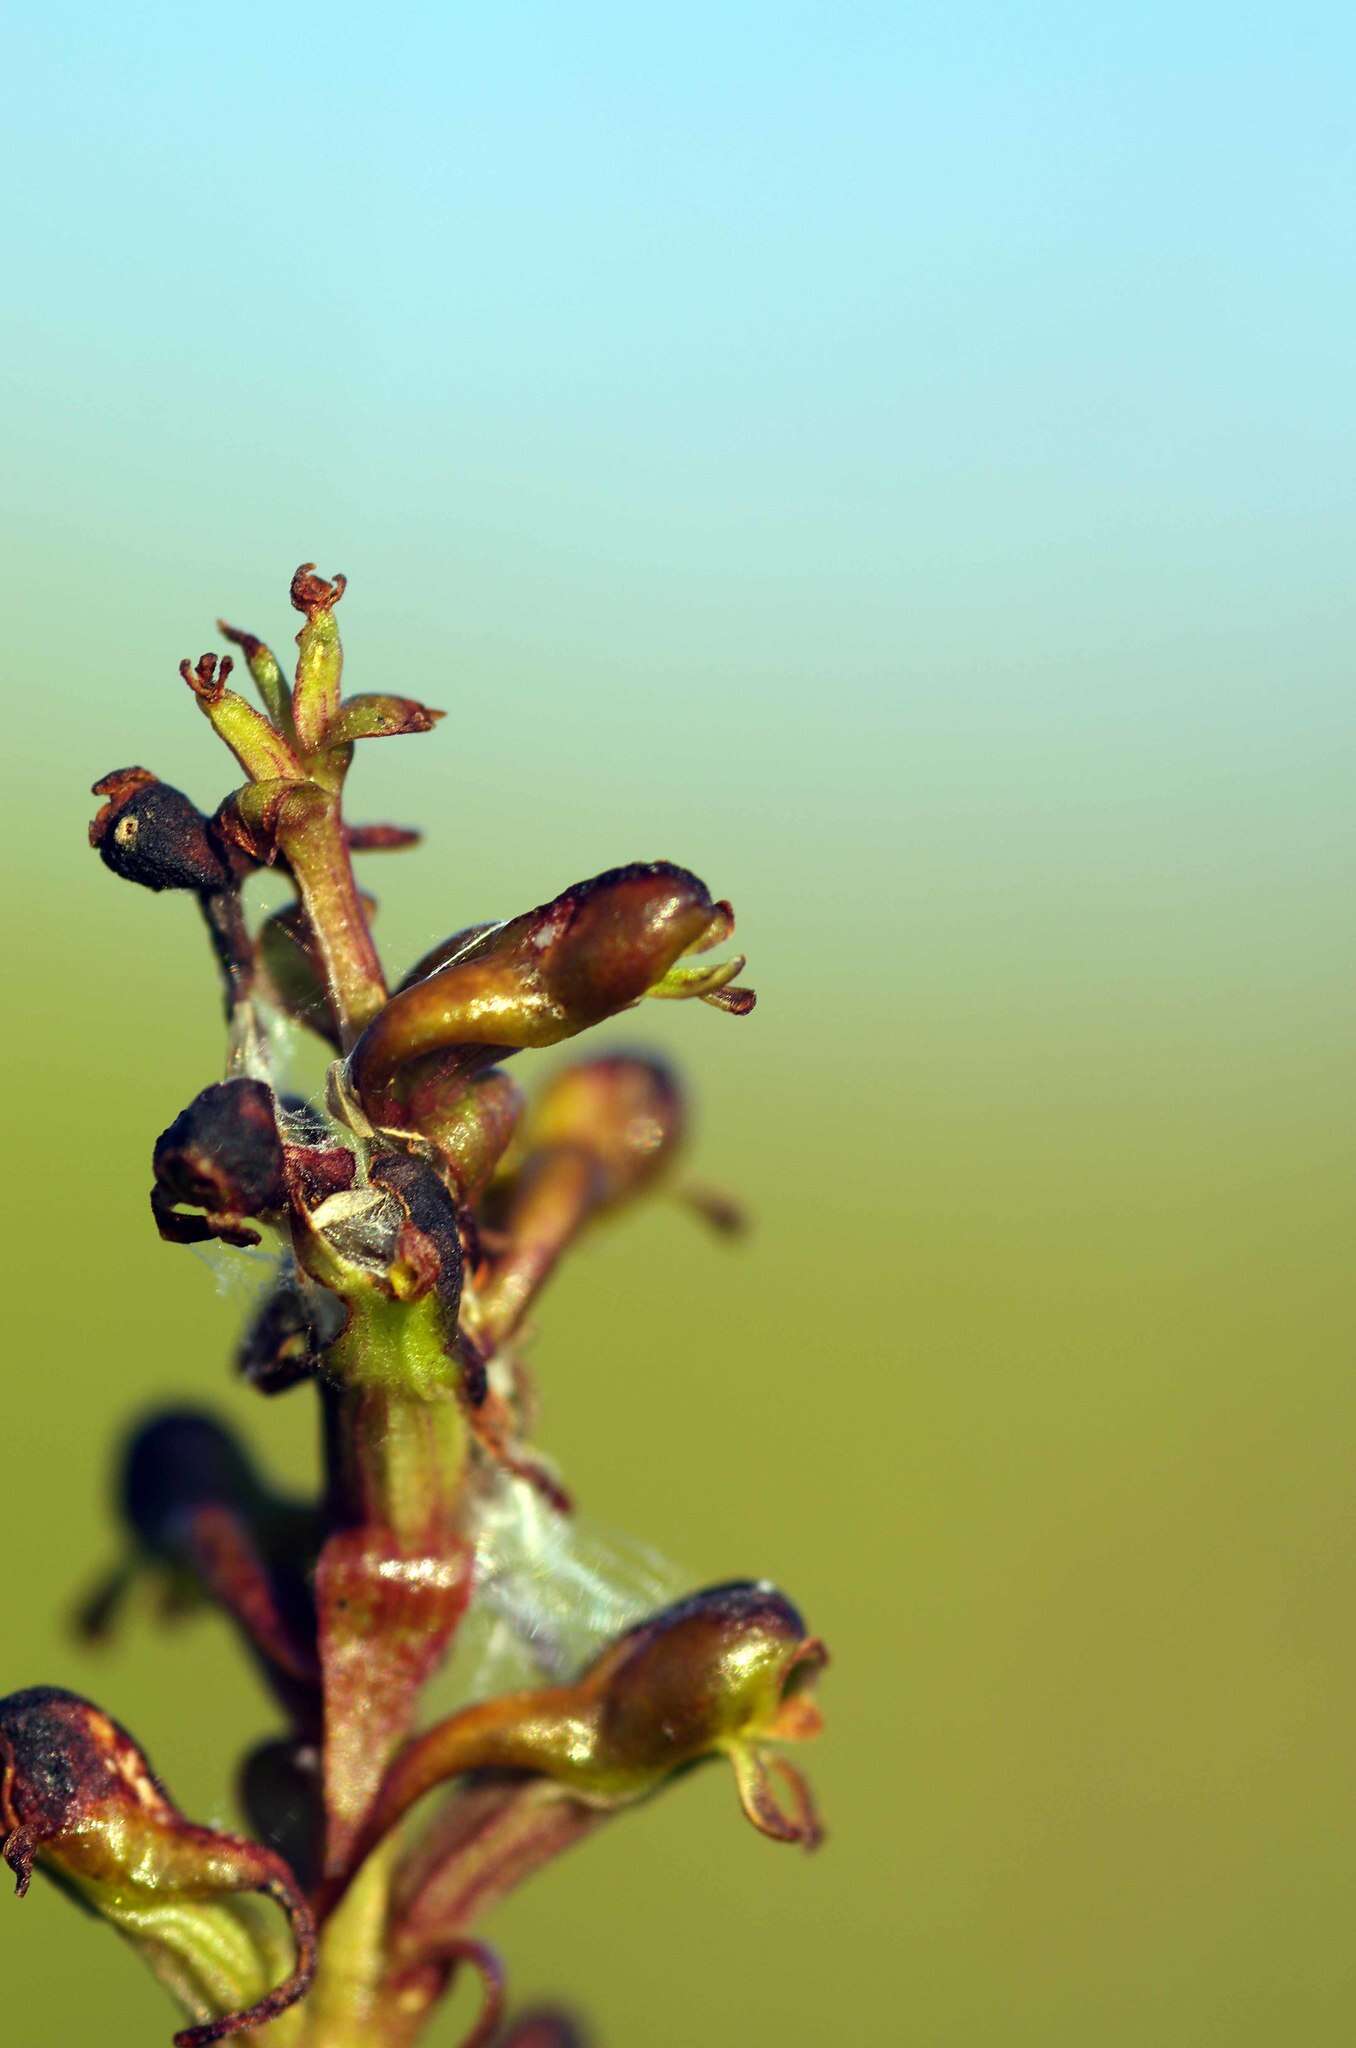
[4, 4, 1354, 2043]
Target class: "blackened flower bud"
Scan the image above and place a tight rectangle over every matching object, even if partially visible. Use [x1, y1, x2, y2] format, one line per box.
[0, 1687, 315, 2046]
[349, 863, 750, 1124]
[151, 1079, 286, 1247]
[90, 768, 233, 894]
[353, 1580, 826, 1869]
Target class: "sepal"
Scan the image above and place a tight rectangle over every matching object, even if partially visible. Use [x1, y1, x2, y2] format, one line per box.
[323, 692, 443, 746]
[216, 618, 292, 732]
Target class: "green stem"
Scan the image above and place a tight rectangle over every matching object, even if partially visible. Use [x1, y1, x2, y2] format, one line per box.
[329, 1383, 467, 1548]
[322, 1292, 469, 1542]
[277, 790, 387, 1050]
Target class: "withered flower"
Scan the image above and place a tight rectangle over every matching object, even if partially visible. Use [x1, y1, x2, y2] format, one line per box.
[151, 1078, 287, 1246]
[90, 768, 233, 894]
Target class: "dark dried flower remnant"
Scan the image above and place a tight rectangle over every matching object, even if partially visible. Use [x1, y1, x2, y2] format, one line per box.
[151, 1078, 286, 1246]
[90, 768, 233, 894]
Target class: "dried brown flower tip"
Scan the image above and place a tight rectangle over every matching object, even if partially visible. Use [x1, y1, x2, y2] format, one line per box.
[179, 652, 235, 703]
[151, 1078, 286, 1247]
[290, 562, 347, 615]
[90, 768, 233, 894]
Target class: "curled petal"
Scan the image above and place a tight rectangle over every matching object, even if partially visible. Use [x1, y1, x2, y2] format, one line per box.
[644, 949, 748, 1002]
[0, 1689, 315, 2046]
[730, 1747, 823, 1851]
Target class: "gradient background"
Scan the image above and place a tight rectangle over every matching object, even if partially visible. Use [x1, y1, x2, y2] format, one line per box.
[4, 4, 1354, 2043]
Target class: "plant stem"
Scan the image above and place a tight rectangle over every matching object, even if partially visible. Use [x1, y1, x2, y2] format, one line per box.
[278, 789, 387, 1050]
